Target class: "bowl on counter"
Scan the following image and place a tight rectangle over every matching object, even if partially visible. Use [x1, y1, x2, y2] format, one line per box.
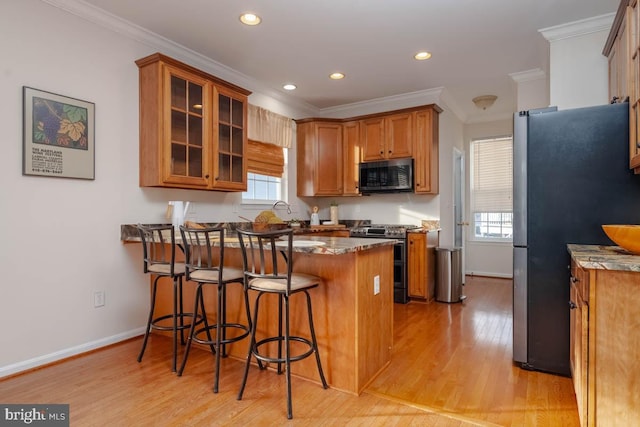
[602, 224, 640, 254]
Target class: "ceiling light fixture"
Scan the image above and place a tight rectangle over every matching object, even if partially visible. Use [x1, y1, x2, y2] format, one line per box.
[472, 95, 498, 110]
[329, 72, 345, 80]
[239, 13, 261, 26]
[414, 51, 432, 60]
[283, 84, 297, 91]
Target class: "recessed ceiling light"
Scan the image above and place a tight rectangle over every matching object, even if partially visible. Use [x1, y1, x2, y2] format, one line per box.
[414, 51, 432, 60]
[239, 13, 261, 26]
[329, 72, 345, 80]
[283, 84, 297, 91]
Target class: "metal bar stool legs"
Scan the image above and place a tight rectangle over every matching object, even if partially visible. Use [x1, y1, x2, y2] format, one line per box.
[137, 274, 190, 372]
[237, 289, 328, 419]
[177, 280, 251, 393]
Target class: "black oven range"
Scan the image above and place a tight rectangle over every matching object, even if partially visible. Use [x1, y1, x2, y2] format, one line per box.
[350, 224, 420, 303]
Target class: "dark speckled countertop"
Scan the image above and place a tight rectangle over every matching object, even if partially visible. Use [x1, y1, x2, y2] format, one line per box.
[120, 221, 396, 255]
[568, 244, 640, 272]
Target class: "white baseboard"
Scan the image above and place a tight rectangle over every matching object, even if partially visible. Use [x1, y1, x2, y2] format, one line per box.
[465, 271, 513, 279]
[0, 327, 145, 379]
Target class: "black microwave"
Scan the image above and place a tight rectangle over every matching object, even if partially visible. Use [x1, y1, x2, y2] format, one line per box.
[359, 158, 414, 194]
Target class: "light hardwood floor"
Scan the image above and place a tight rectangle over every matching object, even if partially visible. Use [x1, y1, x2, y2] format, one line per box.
[0, 276, 578, 426]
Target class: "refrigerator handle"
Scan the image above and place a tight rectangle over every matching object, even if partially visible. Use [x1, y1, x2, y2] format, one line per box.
[513, 112, 527, 247]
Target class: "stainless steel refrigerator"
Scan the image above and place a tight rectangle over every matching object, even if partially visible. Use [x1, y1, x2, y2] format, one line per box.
[512, 102, 640, 376]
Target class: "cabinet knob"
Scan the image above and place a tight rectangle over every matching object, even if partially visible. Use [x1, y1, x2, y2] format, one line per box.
[570, 276, 578, 283]
[380, 150, 384, 155]
[568, 301, 577, 310]
[388, 150, 392, 154]
[205, 174, 210, 179]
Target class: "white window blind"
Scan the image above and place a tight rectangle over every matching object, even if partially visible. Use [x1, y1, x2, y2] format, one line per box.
[471, 136, 513, 213]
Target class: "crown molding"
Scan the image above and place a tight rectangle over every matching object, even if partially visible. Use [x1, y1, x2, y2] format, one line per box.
[39, 0, 319, 116]
[318, 87, 468, 123]
[509, 68, 546, 83]
[437, 87, 468, 123]
[539, 13, 615, 42]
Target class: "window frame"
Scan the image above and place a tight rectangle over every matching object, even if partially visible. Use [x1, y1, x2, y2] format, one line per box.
[469, 136, 513, 243]
[241, 148, 288, 205]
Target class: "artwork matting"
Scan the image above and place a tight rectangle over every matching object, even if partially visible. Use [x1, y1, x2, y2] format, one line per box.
[23, 86, 95, 180]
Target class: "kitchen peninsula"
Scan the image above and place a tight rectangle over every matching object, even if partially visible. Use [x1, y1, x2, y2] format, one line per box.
[121, 225, 395, 394]
[567, 244, 640, 426]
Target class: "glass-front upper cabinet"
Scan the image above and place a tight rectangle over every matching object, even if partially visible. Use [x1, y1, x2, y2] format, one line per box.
[213, 86, 247, 190]
[136, 53, 250, 191]
[165, 67, 211, 187]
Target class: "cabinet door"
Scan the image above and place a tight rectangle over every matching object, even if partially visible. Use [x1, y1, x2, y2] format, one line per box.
[414, 108, 439, 194]
[342, 121, 360, 195]
[408, 233, 426, 298]
[162, 65, 211, 187]
[630, 1, 640, 171]
[386, 113, 413, 159]
[570, 262, 589, 427]
[361, 117, 385, 161]
[314, 123, 344, 195]
[212, 86, 247, 190]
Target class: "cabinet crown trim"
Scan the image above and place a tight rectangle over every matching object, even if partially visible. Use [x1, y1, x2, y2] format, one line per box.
[136, 52, 252, 96]
[294, 103, 442, 124]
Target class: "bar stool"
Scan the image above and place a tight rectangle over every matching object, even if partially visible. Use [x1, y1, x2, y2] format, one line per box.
[136, 224, 198, 372]
[177, 225, 251, 393]
[235, 228, 328, 419]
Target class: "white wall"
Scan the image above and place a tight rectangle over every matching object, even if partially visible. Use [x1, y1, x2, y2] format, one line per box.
[544, 17, 612, 109]
[0, 0, 460, 375]
[463, 118, 514, 278]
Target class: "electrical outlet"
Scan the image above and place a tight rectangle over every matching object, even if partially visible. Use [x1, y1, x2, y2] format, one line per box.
[373, 275, 380, 295]
[94, 291, 105, 308]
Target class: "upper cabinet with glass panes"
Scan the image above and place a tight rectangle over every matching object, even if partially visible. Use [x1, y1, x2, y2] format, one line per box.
[136, 53, 251, 191]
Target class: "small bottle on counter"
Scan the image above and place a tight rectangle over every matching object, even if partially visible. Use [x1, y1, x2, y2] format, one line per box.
[310, 206, 320, 226]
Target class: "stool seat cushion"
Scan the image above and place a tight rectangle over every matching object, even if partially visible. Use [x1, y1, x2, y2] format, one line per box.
[189, 267, 244, 283]
[249, 273, 320, 292]
[148, 262, 185, 276]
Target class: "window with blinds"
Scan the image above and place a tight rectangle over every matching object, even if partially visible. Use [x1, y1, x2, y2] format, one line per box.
[470, 136, 513, 240]
[242, 145, 288, 204]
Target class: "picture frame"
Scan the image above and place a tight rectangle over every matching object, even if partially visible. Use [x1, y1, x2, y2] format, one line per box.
[23, 86, 95, 180]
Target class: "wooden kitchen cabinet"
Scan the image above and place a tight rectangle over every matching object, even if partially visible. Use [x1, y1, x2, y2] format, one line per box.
[569, 256, 640, 426]
[136, 53, 251, 191]
[361, 112, 413, 161]
[295, 104, 440, 196]
[296, 120, 344, 196]
[342, 120, 361, 195]
[569, 261, 589, 427]
[605, 1, 640, 172]
[606, 1, 630, 104]
[407, 231, 438, 300]
[413, 106, 441, 194]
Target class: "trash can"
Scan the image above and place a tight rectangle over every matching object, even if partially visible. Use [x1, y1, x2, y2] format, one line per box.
[435, 247, 465, 303]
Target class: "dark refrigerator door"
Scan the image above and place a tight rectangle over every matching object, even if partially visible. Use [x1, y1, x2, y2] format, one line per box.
[526, 102, 640, 375]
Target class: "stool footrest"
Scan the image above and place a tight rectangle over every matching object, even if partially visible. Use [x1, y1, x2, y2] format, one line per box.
[150, 313, 202, 332]
[192, 323, 251, 346]
[253, 336, 315, 364]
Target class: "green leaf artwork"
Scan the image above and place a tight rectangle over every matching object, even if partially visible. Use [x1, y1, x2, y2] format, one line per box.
[32, 97, 88, 150]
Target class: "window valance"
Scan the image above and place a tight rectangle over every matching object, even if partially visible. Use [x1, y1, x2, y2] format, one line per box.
[247, 104, 293, 148]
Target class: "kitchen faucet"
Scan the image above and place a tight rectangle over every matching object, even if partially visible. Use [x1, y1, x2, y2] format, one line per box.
[272, 200, 291, 215]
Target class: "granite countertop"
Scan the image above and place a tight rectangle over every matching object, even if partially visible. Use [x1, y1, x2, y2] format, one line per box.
[568, 244, 640, 272]
[121, 223, 395, 255]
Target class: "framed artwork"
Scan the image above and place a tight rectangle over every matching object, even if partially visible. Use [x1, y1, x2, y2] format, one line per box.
[23, 86, 95, 180]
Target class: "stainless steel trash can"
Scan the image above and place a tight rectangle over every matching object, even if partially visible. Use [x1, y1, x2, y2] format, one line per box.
[435, 247, 465, 303]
